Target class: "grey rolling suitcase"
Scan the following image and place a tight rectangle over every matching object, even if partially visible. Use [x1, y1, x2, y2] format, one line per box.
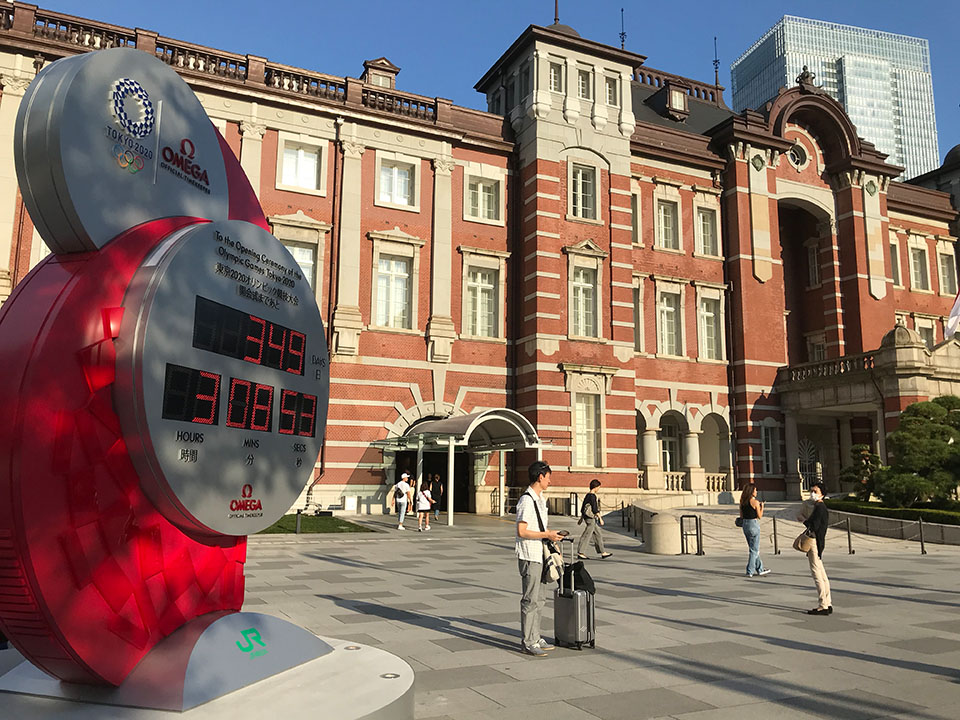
[553, 539, 595, 650]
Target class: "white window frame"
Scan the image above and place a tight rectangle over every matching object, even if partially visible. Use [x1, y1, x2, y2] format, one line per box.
[805, 241, 821, 289]
[936, 239, 957, 297]
[567, 162, 600, 222]
[659, 419, 681, 472]
[655, 279, 686, 358]
[369, 227, 425, 334]
[907, 235, 932, 293]
[630, 179, 642, 246]
[653, 178, 683, 252]
[604, 76, 618, 106]
[269, 212, 332, 307]
[692, 187, 720, 258]
[374, 150, 421, 212]
[458, 245, 509, 341]
[461, 161, 506, 227]
[548, 60, 564, 93]
[572, 266, 598, 339]
[695, 284, 726, 362]
[761, 421, 780, 476]
[275, 131, 328, 197]
[573, 393, 602, 468]
[657, 200, 680, 251]
[562, 365, 613, 471]
[914, 315, 937, 349]
[564, 241, 607, 341]
[577, 67, 593, 100]
[806, 332, 827, 362]
[889, 235, 902, 287]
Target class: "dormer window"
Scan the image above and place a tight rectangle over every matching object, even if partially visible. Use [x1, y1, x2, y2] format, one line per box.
[361, 57, 400, 90]
[369, 73, 392, 89]
[662, 81, 690, 122]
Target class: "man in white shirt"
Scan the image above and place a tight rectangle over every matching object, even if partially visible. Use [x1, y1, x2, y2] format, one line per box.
[390, 472, 413, 530]
[516, 461, 563, 656]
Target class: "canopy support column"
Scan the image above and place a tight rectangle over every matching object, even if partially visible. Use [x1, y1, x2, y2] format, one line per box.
[498, 450, 505, 517]
[415, 438, 424, 493]
[446, 436, 455, 526]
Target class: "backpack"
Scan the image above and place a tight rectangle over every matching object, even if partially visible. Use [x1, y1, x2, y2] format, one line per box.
[394, 483, 405, 501]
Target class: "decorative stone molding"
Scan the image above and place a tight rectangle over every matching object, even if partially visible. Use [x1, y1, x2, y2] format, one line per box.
[340, 140, 365, 158]
[432, 156, 455, 176]
[562, 238, 608, 259]
[331, 305, 364, 356]
[239, 120, 265, 138]
[559, 362, 619, 394]
[1, 74, 32, 97]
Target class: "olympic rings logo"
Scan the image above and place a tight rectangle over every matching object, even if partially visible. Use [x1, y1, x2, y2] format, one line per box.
[110, 78, 155, 139]
[114, 143, 145, 174]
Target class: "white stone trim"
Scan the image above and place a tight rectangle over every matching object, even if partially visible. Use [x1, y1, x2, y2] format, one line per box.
[374, 149, 421, 213]
[461, 161, 506, 227]
[269, 210, 332, 308]
[459, 245, 510, 340]
[564, 240, 608, 340]
[564, 152, 604, 225]
[655, 278, 687, 358]
[692, 188, 720, 258]
[653, 179, 683, 252]
[369, 227, 425, 332]
[695, 284, 726, 362]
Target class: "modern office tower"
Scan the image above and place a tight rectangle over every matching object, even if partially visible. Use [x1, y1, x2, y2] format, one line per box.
[731, 15, 939, 179]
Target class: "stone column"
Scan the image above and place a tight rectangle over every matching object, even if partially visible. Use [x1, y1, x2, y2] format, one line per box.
[562, 58, 580, 123]
[239, 120, 266, 199]
[684, 431, 705, 491]
[0, 73, 32, 303]
[331, 139, 365, 355]
[426, 156, 456, 363]
[784, 414, 802, 500]
[641, 429, 663, 490]
[839, 418, 853, 469]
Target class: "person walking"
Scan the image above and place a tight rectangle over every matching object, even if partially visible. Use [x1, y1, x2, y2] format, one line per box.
[431, 473, 444, 522]
[739, 482, 771, 577]
[416, 481, 434, 531]
[801, 481, 833, 615]
[515, 460, 564, 657]
[576, 479, 612, 560]
[390, 472, 413, 530]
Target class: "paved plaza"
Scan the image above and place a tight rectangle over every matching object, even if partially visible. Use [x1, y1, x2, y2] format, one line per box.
[3, 505, 960, 718]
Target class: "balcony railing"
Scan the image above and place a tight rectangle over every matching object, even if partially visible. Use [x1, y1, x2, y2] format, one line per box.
[664, 472, 687, 492]
[154, 39, 246, 81]
[33, 9, 135, 49]
[265, 65, 346, 102]
[705, 474, 728, 493]
[361, 87, 435, 122]
[780, 353, 875, 383]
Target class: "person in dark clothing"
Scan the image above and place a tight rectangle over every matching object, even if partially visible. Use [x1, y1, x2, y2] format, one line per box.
[576, 479, 612, 559]
[431, 474, 444, 521]
[800, 481, 833, 615]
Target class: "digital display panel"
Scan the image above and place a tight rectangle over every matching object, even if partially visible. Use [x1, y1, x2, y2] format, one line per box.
[193, 296, 306, 375]
[225, 377, 274, 433]
[278, 389, 318, 438]
[162, 363, 221, 425]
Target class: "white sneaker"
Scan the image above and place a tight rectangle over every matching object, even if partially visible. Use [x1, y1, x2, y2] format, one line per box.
[425, 525, 431, 531]
[758, 569, 772, 576]
[397, 524, 405, 530]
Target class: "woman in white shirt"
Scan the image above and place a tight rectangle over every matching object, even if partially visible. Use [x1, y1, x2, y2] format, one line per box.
[416, 485, 434, 531]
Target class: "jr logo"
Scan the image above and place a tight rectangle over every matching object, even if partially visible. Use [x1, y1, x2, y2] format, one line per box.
[236, 627, 268, 658]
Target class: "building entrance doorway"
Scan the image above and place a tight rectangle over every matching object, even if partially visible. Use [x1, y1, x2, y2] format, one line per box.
[395, 450, 470, 512]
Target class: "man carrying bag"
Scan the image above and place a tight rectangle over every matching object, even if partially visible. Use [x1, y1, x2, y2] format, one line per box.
[515, 461, 564, 657]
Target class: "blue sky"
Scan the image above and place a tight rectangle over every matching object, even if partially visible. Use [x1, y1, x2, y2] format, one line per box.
[42, 0, 960, 162]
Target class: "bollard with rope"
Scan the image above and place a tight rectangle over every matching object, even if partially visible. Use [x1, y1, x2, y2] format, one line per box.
[772, 516, 781, 555]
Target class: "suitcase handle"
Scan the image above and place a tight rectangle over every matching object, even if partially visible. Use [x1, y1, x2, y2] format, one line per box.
[559, 537, 575, 594]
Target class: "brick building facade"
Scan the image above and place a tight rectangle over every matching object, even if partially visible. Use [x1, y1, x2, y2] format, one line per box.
[1, 4, 958, 511]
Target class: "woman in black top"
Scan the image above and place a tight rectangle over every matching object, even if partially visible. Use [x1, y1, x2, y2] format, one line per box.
[803, 481, 833, 614]
[576, 479, 612, 559]
[739, 483, 770, 577]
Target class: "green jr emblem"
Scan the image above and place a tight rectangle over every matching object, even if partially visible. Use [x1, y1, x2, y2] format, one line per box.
[236, 627, 268, 658]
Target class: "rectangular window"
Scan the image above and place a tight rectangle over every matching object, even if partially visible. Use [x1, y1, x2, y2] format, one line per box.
[578, 69, 592, 100]
[631, 193, 640, 244]
[660, 423, 680, 472]
[375, 255, 411, 329]
[658, 291, 681, 356]
[574, 394, 601, 468]
[807, 245, 821, 287]
[657, 200, 679, 250]
[605, 76, 618, 106]
[467, 178, 500, 221]
[911, 246, 930, 290]
[281, 145, 320, 191]
[370, 74, 391, 88]
[466, 267, 498, 337]
[519, 63, 531, 99]
[807, 336, 826, 362]
[699, 297, 722, 360]
[633, 286, 642, 352]
[697, 207, 718, 256]
[918, 324, 935, 349]
[572, 266, 598, 337]
[571, 164, 597, 220]
[761, 425, 779, 475]
[379, 161, 414, 206]
[890, 241, 901, 285]
[939, 252, 957, 296]
[283, 244, 316, 289]
[549, 62, 563, 92]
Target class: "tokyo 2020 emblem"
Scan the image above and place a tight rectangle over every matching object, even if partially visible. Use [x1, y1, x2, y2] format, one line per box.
[110, 77, 155, 138]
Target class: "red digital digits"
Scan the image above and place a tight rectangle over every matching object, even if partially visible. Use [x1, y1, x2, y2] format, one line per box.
[278, 389, 317, 437]
[287, 331, 305, 374]
[226, 377, 274, 432]
[192, 370, 221, 424]
[250, 383, 273, 431]
[243, 315, 265, 364]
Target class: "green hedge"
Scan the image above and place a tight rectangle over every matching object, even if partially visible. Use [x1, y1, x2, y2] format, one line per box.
[256, 514, 374, 534]
[825, 499, 960, 526]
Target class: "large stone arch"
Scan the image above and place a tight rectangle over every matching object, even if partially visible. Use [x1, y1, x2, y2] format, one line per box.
[765, 87, 863, 168]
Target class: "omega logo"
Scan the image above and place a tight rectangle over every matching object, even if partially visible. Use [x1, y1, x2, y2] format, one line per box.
[161, 138, 210, 186]
[230, 484, 262, 512]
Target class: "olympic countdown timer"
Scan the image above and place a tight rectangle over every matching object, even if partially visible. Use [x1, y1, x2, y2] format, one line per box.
[114, 219, 329, 536]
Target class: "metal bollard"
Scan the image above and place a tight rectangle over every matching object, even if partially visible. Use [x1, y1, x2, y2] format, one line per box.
[696, 516, 704, 556]
[846, 517, 854, 555]
[621, 501, 625, 527]
[296, 509, 302, 534]
[919, 517, 927, 555]
[633, 507, 638, 538]
[773, 516, 781, 555]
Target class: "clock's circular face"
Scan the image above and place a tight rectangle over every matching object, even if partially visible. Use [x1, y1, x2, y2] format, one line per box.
[114, 219, 329, 536]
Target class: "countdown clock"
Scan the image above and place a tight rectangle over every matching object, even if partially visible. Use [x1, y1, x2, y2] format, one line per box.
[0, 47, 329, 686]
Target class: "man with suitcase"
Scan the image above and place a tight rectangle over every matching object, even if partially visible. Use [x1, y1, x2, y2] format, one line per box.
[515, 461, 564, 657]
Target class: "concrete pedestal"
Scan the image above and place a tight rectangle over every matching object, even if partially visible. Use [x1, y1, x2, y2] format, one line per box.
[0, 613, 413, 719]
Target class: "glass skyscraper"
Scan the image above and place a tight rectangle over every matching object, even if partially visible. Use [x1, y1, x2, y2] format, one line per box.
[730, 16, 939, 179]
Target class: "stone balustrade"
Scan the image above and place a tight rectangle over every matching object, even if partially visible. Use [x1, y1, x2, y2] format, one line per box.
[781, 352, 875, 383]
[664, 472, 687, 492]
[33, 9, 135, 49]
[705, 473, 727, 492]
[360, 86, 436, 121]
[265, 64, 346, 101]
[154, 39, 246, 80]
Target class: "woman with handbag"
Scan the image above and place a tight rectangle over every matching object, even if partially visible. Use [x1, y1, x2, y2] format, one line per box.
[577, 479, 613, 559]
[797, 481, 833, 615]
[739, 483, 771, 577]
